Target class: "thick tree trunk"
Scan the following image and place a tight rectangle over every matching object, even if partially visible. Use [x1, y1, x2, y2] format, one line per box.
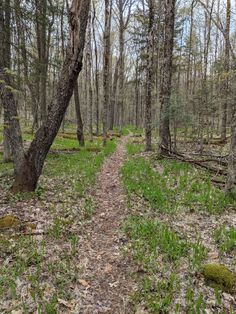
[3, 112, 12, 162]
[0, 0, 90, 193]
[2, 0, 12, 162]
[158, 0, 176, 153]
[74, 80, 85, 146]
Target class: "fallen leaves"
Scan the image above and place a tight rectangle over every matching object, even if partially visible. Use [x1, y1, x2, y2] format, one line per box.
[58, 298, 75, 309]
[78, 279, 89, 287]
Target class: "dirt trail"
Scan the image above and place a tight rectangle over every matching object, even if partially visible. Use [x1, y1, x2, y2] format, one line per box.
[74, 136, 135, 314]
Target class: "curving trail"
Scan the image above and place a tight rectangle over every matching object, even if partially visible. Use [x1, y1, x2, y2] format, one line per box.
[74, 136, 135, 314]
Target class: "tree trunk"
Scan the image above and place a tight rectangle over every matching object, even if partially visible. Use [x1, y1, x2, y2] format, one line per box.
[87, 11, 93, 142]
[226, 109, 236, 193]
[145, 0, 154, 151]
[220, 0, 231, 142]
[92, 2, 100, 136]
[158, 0, 176, 153]
[74, 80, 85, 146]
[35, 0, 48, 124]
[103, 0, 111, 146]
[0, 0, 90, 193]
[109, 58, 119, 130]
[2, 0, 12, 162]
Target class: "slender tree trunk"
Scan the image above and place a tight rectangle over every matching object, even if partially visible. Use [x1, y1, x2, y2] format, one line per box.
[135, 62, 139, 129]
[109, 58, 119, 130]
[226, 108, 236, 193]
[36, 0, 48, 124]
[103, 0, 111, 146]
[92, 2, 99, 136]
[220, 0, 231, 142]
[117, 0, 125, 133]
[158, 0, 176, 153]
[74, 80, 85, 146]
[145, 0, 154, 151]
[87, 11, 93, 141]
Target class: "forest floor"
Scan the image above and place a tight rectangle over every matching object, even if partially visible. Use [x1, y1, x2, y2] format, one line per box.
[122, 138, 236, 313]
[1, 129, 236, 313]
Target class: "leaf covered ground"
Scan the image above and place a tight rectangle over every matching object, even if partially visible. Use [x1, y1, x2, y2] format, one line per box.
[0, 133, 117, 313]
[1, 129, 236, 313]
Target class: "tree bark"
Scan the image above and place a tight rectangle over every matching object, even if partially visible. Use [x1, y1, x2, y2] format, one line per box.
[102, 0, 111, 146]
[145, 0, 154, 151]
[220, 0, 231, 142]
[74, 80, 85, 146]
[2, 0, 12, 162]
[158, 0, 176, 153]
[226, 109, 236, 193]
[92, 2, 100, 136]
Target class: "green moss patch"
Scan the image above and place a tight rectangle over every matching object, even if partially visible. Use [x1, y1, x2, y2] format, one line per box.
[202, 263, 236, 293]
[0, 215, 20, 230]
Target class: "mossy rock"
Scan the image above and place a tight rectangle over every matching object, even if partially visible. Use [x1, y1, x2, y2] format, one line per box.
[0, 215, 20, 230]
[202, 263, 236, 293]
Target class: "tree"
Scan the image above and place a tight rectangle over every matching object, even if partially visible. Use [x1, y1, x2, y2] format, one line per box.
[2, 0, 12, 162]
[74, 80, 85, 146]
[220, 0, 231, 142]
[158, 0, 176, 154]
[0, 0, 90, 192]
[226, 110, 236, 194]
[145, 0, 154, 151]
[103, 0, 112, 146]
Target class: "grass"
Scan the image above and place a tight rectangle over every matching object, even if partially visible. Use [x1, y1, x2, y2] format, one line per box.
[124, 215, 208, 312]
[45, 138, 116, 195]
[122, 157, 171, 212]
[121, 142, 232, 312]
[126, 142, 144, 155]
[122, 151, 235, 214]
[214, 225, 236, 254]
[124, 216, 188, 266]
[133, 273, 180, 313]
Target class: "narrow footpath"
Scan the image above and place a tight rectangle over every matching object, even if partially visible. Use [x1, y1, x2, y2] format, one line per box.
[74, 136, 135, 314]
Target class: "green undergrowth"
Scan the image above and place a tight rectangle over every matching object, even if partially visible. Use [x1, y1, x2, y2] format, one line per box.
[122, 143, 234, 312]
[126, 142, 145, 155]
[124, 215, 207, 312]
[113, 124, 143, 136]
[45, 138, 116, 195]
[0, 133, 117, 312]
[214, 225, 236, 254]
[122, 151, 234, 214]
[0, 135, 116, 196]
